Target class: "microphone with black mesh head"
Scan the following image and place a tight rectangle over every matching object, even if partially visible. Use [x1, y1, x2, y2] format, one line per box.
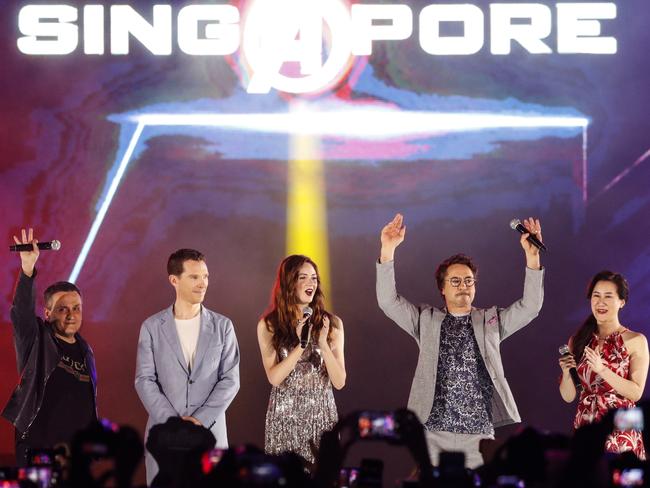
[299, 306, 313, 349]
[559, 344, 582, 392]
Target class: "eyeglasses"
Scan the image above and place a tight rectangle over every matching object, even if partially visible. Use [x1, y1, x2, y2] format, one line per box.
[445, 277, 477, 287]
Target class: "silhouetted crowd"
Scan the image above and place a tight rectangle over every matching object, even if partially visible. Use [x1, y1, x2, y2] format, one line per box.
[2, 404, 649, 488]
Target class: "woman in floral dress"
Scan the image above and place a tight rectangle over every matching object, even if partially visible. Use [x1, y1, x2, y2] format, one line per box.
[559, 271, 649, 459]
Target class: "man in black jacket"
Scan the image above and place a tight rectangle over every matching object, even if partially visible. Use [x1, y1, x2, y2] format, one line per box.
[2, 228, 97, 466]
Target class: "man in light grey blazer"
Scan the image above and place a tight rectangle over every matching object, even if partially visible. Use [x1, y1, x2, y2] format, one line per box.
[376, 214, 544, 469]
[135, 249, 240, 485]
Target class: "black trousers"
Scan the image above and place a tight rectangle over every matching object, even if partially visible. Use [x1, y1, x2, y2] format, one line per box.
[14, 430, 32, 467]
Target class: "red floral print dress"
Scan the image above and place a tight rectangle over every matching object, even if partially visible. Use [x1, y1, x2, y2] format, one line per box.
[574, 330, 645, 459]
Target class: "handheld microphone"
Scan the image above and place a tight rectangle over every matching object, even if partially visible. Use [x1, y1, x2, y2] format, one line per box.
[559, 344, 582, 393]
[9, 240, 61, 252]
[509, 219, 546, 252]
[300, 306, 313, 349]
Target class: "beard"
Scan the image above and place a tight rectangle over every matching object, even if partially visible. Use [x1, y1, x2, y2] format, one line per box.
[452, 293, 473, 307]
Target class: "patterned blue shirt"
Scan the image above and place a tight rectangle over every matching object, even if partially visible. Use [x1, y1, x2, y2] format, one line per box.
[424, 313, 494, 435]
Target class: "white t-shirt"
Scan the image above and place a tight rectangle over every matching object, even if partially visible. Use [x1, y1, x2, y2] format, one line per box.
[175, 314, 201, 371]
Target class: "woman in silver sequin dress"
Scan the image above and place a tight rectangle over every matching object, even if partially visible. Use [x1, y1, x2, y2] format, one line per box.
[257, 255, 346, 468]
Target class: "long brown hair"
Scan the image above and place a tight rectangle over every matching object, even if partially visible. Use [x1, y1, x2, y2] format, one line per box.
[571, 270, 629, 362]
[262, 255, 334, 352]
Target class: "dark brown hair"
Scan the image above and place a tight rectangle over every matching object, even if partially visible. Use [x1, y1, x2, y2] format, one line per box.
[167, 249, 205, 276]
[571, 270, 629, 361]
[262, 255, 335, 352]
[44, 282, 81, 309]
[434, 253, 478, 295]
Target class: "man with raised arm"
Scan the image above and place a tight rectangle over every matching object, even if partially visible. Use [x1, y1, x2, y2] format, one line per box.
[2, 228, 97, 466]
[376, 214, 544, 468]
[135, 248, 240, 485]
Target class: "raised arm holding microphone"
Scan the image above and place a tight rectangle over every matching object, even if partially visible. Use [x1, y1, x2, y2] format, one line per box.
[2, 228, 97, 466]
[376, 214, 544, 469]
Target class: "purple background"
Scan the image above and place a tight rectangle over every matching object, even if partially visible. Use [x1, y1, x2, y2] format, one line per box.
[1, 0, 649, 483]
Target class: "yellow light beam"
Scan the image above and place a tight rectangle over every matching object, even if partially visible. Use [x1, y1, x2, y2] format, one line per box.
[286, 133, 331, 308]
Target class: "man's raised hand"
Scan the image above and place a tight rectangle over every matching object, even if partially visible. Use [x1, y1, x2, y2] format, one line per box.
[519, 217, 543, 269]
[380, 213, 406, 263]
[13, 228, 39, 277]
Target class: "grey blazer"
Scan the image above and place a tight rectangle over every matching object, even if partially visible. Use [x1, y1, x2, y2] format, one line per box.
[376, 261, 544, 428]
[135, 305, 240, 484]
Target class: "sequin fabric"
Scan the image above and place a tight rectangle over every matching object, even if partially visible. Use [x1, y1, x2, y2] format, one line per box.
[264, 340, 338, 466]
[425, 313, 494, 435]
